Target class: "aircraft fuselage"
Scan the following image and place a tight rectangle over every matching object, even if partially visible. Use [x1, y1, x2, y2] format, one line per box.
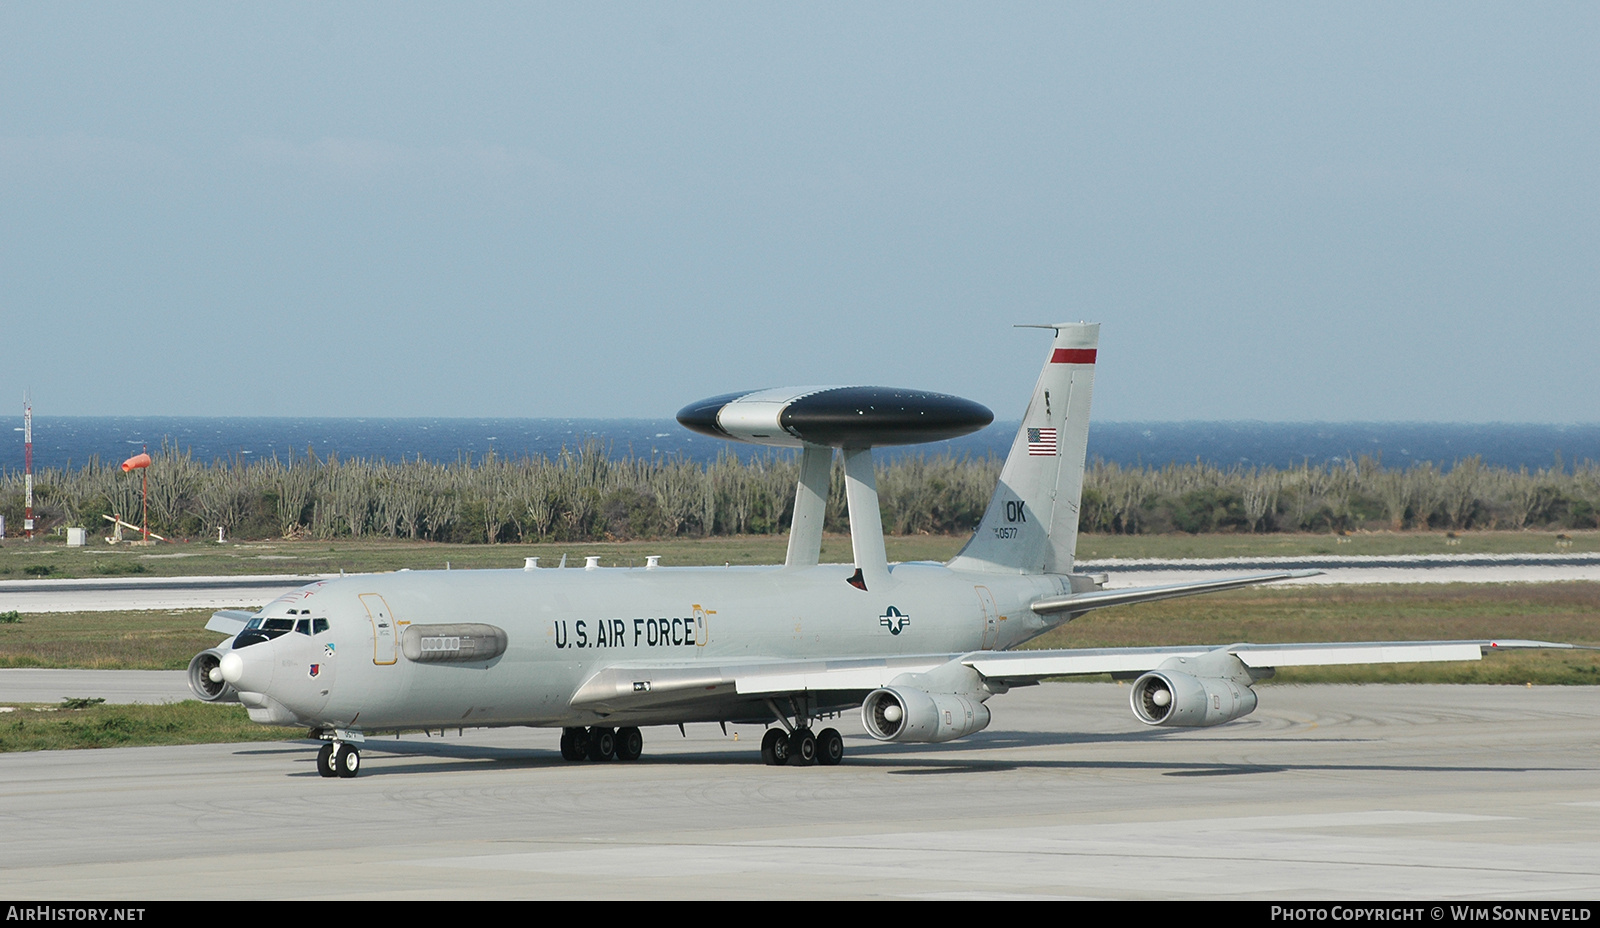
[224, 562, 1073, 732]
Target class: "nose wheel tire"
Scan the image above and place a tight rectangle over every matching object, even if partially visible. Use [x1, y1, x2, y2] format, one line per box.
[316, 742, 337, 778]
[760, 728, 790, 766]
[816, 728, 844, 766]
[334, 744, 361, 778]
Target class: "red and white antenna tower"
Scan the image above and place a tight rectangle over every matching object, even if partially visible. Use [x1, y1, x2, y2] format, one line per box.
[23, 391, 34, 539]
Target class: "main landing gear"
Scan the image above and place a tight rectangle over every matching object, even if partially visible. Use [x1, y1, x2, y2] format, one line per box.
[560, 726, 644, 762]
[761, 697, 844, 767]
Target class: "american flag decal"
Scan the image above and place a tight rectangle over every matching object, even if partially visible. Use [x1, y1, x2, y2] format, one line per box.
[1027, 427, 1058, 456]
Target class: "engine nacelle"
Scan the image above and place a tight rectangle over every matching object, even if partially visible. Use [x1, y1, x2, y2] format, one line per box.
[861, 687, 991, 743]
[1129, 669, 1257, 727]
[187, 648, 239, 703]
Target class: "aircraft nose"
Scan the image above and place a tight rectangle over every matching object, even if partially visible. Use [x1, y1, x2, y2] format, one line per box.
[219, 647, 273, 692]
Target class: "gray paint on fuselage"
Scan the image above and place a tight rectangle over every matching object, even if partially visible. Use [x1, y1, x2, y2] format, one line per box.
[236, 562, 1067, 732]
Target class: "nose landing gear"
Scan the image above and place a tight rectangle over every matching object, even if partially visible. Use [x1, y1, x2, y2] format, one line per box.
[334, 744, 361, 777]
[316, 730, 364, 778]
[316, 741, 360, 778]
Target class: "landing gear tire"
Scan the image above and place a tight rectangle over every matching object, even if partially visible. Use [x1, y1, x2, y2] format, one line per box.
[559, 727, 587, 762]
[586, 727, 616, 761]
[816, 728, 844, 766]
[615, 726, 643, 761]
[334, 744, 360, 778]
[787, 727, 817, 766]
[316, 742, 337, 778]
[761, 728, 790, 766]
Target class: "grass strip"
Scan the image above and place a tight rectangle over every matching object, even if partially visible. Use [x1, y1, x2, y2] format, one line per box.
[1026, 582, 1600, 684]
[0, 610, 224, 670]
[0, 700, 301, 753]
[3, 530, 1598, 580]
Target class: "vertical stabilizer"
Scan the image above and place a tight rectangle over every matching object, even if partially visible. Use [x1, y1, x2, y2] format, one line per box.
[948, 323, 1099, 575]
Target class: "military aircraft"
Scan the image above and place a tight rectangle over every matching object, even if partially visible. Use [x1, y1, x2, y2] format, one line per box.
[188, 323, 1578, 777]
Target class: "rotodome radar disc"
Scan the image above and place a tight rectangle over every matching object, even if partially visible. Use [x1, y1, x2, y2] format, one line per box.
[676, 385, 993, 448]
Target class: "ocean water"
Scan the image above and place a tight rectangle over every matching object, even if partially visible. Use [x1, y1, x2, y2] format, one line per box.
[8, 418, 1600, 474]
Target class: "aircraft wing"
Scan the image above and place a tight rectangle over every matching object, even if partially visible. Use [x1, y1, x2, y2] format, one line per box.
[1028, 570, 1323, 616]
[961, 638, 1586, 684]
[569, 654, 961, 711]
[570, 639, 1586, 712]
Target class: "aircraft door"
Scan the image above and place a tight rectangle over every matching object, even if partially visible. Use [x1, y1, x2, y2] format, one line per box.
[975, 586, 1000, 649]
[361, 593, 398, 665]
[692, 604, 713, 649]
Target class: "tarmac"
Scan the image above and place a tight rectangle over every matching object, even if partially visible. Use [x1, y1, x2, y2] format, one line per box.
[0, 668, 188, 704]
[3, 557, 1598, 898]
[1, 682, 1597, 899]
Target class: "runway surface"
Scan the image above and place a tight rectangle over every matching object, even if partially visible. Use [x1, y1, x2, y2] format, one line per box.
[2, 683, 1597, 899]
[0, 669, 188, 704]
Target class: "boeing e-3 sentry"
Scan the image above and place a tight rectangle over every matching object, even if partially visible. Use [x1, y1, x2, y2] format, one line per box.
[188, 323, 1578, 777]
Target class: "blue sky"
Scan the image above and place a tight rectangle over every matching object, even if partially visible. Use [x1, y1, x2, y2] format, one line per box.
[2, 4, 1595, 422]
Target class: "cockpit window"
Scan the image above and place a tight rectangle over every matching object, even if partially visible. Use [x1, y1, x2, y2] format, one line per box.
[294, 619, 311, 635]
[313, 618, 329, 634]
[234, 615, 295, 649]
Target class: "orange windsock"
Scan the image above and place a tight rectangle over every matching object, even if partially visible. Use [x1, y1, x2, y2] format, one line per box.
[121, 453, 152, 472]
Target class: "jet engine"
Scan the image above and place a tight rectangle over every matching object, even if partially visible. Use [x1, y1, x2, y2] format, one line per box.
[1129, 669, 1257, 727]
[861, 686, 991, 743]
[187, 648, 239, 704]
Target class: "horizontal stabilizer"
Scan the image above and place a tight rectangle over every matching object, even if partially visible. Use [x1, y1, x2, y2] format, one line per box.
[205, 609, 257, 636]
[1029, 570, 1322, 616]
